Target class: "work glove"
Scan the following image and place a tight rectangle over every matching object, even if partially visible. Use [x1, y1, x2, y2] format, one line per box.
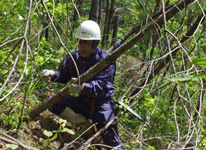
[68, 78, 84, 94]
[42, 69, 55, 80]
[68, 83, 84, 95]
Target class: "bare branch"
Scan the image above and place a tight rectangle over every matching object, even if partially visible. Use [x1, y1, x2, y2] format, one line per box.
[28, 0, 195, 119]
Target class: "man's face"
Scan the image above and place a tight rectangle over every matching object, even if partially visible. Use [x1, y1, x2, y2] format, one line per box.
[78, 40, 94, 59]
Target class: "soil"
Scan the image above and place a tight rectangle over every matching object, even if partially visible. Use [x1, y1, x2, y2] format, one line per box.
[0, 110, 98, 150]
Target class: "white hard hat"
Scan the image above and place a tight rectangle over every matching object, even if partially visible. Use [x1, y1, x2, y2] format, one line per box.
[75, 20, 101, 40]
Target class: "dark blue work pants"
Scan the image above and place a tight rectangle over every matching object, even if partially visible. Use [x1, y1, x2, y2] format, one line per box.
[49, 95, 122, 148]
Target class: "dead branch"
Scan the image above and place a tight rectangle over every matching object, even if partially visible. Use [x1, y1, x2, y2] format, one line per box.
[0, 0, 32, 101]
[28, 0, 195, 119]
[0, 130, 38, 150]
[107, 0, 192, 53]
[77, 118, 116, 150]
[130, 13, 204, 98]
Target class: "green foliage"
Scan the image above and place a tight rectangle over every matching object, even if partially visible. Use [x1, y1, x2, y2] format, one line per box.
[191, 58, 206, 80]
[41, 131, 58, 142]
[169, 73, 199, 82]
[192, 58, 206, 68]
[6, 143, 19, 149]
[1, 0, 206, 149]
[40, 118, 74, 147]
[200, 137, 206, 149]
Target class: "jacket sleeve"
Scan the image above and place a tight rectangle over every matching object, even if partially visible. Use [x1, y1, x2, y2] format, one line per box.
[82, 61, 115, 99]
[51, 54, 76, 84]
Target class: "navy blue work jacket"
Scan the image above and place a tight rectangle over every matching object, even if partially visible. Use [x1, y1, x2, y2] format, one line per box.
[52, 48, 115, 100]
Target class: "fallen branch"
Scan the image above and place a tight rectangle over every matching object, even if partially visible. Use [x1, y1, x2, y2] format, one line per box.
[62, 123, 97, 149]
[0, 131, 38, 150]
[77, 118, 116, 150]
[28, 0, 195, 119]
[130, 13, 204, 97]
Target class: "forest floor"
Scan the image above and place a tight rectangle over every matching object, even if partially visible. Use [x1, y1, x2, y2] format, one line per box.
[0, 109, 102, 150]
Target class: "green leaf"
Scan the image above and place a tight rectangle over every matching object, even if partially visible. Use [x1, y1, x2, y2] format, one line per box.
[59, 118, 67, 127]
[49, 133, 58, 141]
[169, 74, 198, 82]
[6, 144, 19, 149]
[18, 14, 24, 21]
[31, 13, 38, 20]
[194, 73, 206, 79]
[13, 3, 19, 8]
[46, 2, 53, 7]
[44, 0, 49, 3]
[56, 128, 74, 133]
[43, 130, 53, 137]
[191, 58, 206, 68]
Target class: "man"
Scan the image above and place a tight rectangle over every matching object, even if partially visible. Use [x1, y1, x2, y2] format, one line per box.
[43, 20, 123, 149]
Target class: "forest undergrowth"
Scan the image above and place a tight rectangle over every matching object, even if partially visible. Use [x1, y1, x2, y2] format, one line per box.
[1, 0, 206, 149]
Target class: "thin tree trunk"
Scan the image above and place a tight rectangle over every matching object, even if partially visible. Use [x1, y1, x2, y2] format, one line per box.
[149, 0, 162, 60]
[89, 0, 99, 22]
[101, 0, 110, 47]
[73, 0, 84, 23]
[105, 0, 115, 48]
[130, 14, 204, 97]
[107, 0, 183, 53]
[111, 15, 119, 46]
[98, 0, 102, 24]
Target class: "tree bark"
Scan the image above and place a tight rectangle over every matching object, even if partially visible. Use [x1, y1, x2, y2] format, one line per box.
[105, 0, 115, 47]
[98, 0, 103, 24]
[89, 0, 99, 22]
[149, 0, 162, 60]
[101, 0, 110, 47]
[111, 15, 119, 46]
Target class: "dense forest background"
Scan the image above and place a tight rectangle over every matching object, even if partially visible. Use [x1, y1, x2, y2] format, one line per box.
[1, 0, 206, 149]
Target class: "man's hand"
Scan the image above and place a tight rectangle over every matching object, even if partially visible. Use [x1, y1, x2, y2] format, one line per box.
[68, 84, 84, 94]
[42, 69, 55, 79]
